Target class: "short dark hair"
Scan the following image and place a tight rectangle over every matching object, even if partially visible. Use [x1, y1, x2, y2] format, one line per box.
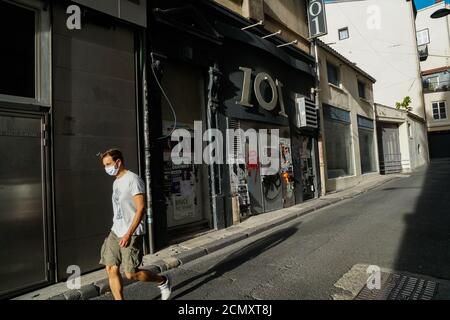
[101, 149, 124, 164]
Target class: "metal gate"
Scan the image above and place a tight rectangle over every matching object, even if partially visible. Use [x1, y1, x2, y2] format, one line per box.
[377, 123, 402, 174]
[0, 111, 51, 298]
[240, 121, 285, 215]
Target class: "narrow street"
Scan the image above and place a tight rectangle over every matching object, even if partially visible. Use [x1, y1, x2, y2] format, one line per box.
[94, 160, 450, 300]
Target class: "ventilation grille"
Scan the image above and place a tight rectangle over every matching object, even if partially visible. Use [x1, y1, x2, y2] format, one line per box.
[228, 119, 244, 163]
[296, 95, 318, 129]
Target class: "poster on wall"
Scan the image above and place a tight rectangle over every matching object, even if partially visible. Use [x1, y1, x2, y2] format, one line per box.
[168, 164, 197, 221]
[280, 138, 293, 173]
[162, 121, 195, 223]
[280, 137, 295, 207]
[172, 194, 195, 221]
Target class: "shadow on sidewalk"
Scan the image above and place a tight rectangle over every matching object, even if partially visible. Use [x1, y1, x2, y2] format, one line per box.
[394, 159, 450, 280]
[169, 223, 301, 300]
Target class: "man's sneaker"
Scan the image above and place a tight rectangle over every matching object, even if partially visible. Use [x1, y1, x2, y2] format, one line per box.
[158, 275, 172, 300]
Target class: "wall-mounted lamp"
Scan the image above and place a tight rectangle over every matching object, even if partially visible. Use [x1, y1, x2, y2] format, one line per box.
[431, 8, 450, 19]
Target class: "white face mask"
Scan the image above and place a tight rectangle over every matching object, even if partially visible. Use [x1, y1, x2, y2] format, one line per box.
[105, 161, 120, 176]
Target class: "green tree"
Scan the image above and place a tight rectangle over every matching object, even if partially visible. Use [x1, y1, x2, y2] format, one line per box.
[396, 96, 412, 111]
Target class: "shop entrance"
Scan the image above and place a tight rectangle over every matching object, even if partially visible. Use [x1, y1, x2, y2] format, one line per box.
[0, 112, 51, 298]
[299, 136, 316, 201]
[160, 61, 212, 240]
[238, 121, 291, 216]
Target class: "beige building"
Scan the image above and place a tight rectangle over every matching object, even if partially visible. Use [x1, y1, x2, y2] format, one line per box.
[316, 40, 379, 193]
[212, 0, 383, 193]
[416, 0, 450, 159]
[213, 0, 310, 53]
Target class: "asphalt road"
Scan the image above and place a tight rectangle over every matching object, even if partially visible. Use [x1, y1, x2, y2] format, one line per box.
[94, 159, 450, 300]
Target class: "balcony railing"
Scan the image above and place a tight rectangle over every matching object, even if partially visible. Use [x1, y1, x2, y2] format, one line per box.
[418, 44, 429, 62]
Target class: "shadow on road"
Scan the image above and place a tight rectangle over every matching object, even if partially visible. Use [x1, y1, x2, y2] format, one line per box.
[394, 158, 450, 280]
[170, 223, 301, 300]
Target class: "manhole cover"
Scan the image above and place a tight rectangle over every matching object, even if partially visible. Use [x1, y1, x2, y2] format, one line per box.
[355, 272, 439, 300]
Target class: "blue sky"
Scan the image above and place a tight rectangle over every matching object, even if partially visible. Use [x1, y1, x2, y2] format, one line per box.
[414, 0, 449, 10]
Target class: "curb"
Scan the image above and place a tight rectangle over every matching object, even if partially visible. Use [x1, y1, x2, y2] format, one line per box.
[40, 176, 400, 300]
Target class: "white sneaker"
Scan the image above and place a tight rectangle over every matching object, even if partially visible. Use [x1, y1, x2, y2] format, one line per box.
[158, 275, 172, 300]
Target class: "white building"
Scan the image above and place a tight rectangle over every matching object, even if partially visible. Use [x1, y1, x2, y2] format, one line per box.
[320, 0, 430, 172]
[416, 0, 450, 159]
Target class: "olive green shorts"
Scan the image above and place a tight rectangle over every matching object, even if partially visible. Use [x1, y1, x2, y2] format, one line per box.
[99, 232, 144, 273]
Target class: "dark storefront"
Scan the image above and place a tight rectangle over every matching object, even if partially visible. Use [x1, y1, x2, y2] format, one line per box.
[0, 0, 147, 299]
[148, 0, 320, 249]
[215, 22, 320, 219]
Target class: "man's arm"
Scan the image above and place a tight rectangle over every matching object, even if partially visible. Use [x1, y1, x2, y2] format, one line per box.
[119, 194, 145, 248]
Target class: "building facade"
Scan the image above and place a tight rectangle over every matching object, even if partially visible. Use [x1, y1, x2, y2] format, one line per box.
[316, 40, 379, 193]
[416, 0, 450, 159]
[0, 0, 324, 299]
[375, 104, 429, 173]
[2, 0, 392, 299]
[147, 0, 321, 249]
[0, 0, 147, 299]
[320, 0, 430, 172]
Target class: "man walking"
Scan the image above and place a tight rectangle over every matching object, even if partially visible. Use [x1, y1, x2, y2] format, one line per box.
[99, 149, 172, 300]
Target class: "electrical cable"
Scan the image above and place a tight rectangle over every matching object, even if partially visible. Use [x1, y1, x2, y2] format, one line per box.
[334, 3, 422, 85]
[338, 47, 450, 59]
[151, 64, 178, 141]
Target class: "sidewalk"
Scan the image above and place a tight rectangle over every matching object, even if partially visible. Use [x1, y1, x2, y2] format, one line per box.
[14, 173, 405, 300]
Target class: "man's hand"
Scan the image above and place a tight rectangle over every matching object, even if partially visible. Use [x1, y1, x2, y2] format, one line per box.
[120, 194, 145, 248]
[119, 233, 131, 248]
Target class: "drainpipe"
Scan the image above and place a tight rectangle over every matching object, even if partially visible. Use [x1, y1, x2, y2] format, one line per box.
[206, 64, 222, 230]
[142, 40, 155, 254]
[373, 102, 381, 174]
[313, 39, 327, 197]
[447, 9, 450, 69]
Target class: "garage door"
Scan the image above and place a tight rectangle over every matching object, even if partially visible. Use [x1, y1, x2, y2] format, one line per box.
[429, 131, 450, 159]
[377, 123, 402, 174]
[0, 112, 51, 299]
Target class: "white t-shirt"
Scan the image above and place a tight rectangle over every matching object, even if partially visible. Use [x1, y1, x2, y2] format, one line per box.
[111, 171, 146, 238]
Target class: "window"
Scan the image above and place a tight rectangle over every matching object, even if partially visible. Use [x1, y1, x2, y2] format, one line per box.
[428, 76, 440, 91]
[327, 62, 340, 87]
[423, 71, 450, 92]
[323, 105, 354, 179]
[358, 80, 366, 99]
[432, 101, 447, 120]
[358, 116, 376, 174]
[0, 1, 36, 98]
[0, 0, 51, 106]
[417, 29, 430, 46]
[339, 27, 349, 40]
